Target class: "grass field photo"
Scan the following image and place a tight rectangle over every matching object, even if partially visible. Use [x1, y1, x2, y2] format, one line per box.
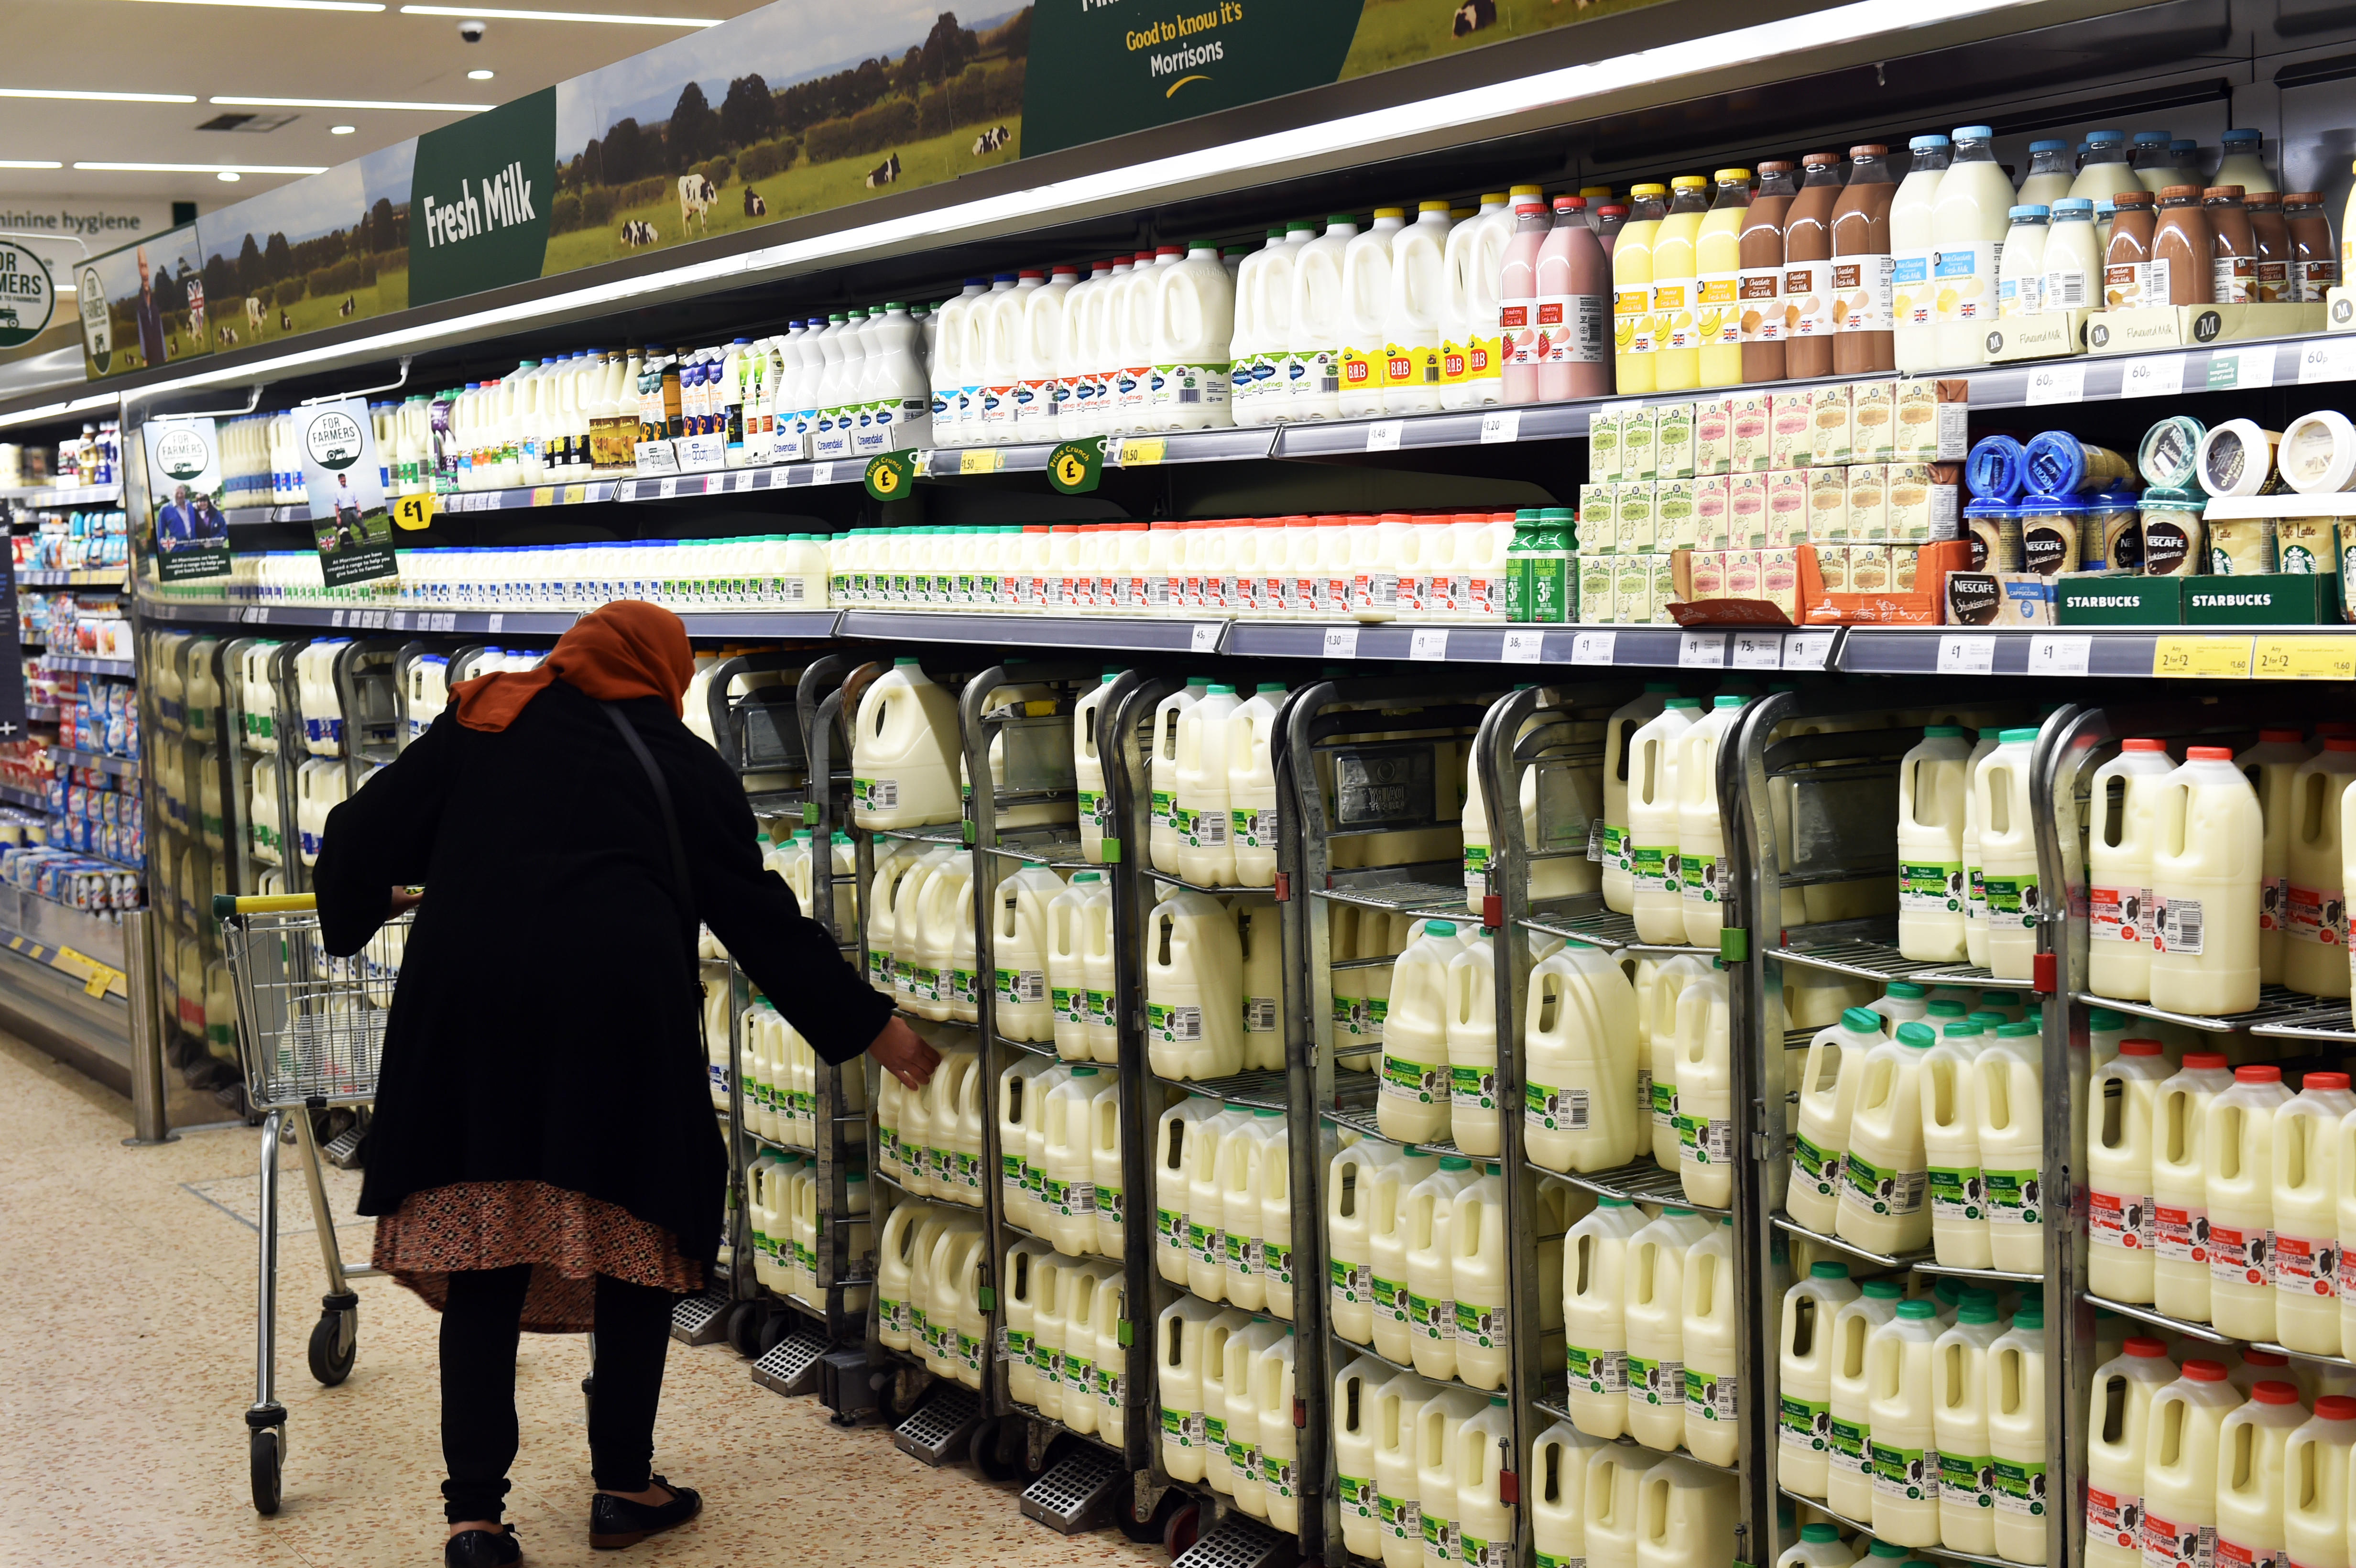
[1340, 0, 1669, 80]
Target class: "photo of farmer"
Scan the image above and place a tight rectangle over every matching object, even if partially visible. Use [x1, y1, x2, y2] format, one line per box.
[155, 482, 227, 549]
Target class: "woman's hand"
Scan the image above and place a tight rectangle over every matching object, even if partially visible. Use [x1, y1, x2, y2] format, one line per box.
[867, 1015, 940, 1091]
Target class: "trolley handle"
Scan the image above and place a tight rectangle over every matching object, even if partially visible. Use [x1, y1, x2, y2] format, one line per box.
[214, 893, 319, 917]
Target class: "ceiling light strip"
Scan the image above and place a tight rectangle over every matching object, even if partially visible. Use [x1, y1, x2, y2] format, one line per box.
[208, 95, 492, 112]
[0, 87, 199, 104]
[117, 0, 387, 11]
[75, 161, 332, 174]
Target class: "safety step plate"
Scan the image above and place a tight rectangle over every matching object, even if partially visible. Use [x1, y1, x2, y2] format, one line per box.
[321, 1126, 365, 1169]
[667, 1289, 730, 1346]
[1173, 1514, 1296, 1568]
[1020, 1445, 1124, 1535]
[751, 1331, 827, 1396]
[890, 1384, 981, 1466]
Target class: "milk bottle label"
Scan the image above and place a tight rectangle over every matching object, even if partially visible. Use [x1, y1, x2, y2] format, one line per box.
[1993, 1456, 2049, 1520]
[1681, 851, 1723, 907]
[1189, 1213, 1222, 1270]
[1983, 872, 2037, 928]
[1677, 1110, 1732, 1168]
[1780, 1392, 1832, 1455]
[1835, 256, 1897, 332]
[1534, 1553, 1581, 1568]
[1936, 243, 2001, 323]
[1042, 1173, 1098, 1218]
[1061, 1349, 1091, 1391]
[1174, 801, 1228, 849]
[1829, 1414, 1873, 1480]
[1151, 788, 1177, 833]
[1686, 1367, 1738, 1424]
[2092, 882, 2151, 947]
[1329, 1254, 1371, 1306]
[1033, 1339, 1061, 1384]
[1378, 1492, 1421, 1547]
[1627, 1353, 1683, 1408]
[2207, 1224, 2269, 1289]
[1903, 860, 1966, 913]
[1340, 348, 1380, 392]
[2142, 1511, 2217, 1568]
[1939, 1449, 1994, 1517]
[1224, 1230, 1260, 1277]
[1336, 1473, 1378, 1527]
[1793, 1134, 1840, 1202]
[880, 1295, 907, 1335]
[1630, 842, 1678, 893]
[1785, 261, 1838, 338]
[1871, 1436, 1941, 1504]
[1893, 251, 1936, 327]
[868, 948, 892, 989]
[1003, 1325, 1029, 1366]
[1223, 1428, 1258, 1479]
[1422, 1511, 1461, 1568]
[1075, 785, 1104, 829]
[1372, 1272, 1409, 1326]
[1525, 1078, 1590, 1132]
[1928, 1162, 1985, 1223]
[1244, 993, 1278, 1033]
[2214, 1539, 2280, 1568]
[1148, 1001, 1203, 1045]
[1263, 1238, 1290, 1286]
[1001, 1151, 1027, 1200]
[1095, 1364, 1123, 1410]
[1054, 981, 1088, 1027]
[1452, 1063, 1498, 1113]
[2087, 1486, 2141, 1552]
[1162, 1405, 1208, 1450]
[2151, 894, 2205, 955]
[1086, 986, 1114, 1030]
[2152, 1200, 2204, 1262]
[1382, 1050, 1446, 1107]
[1651, 1079, 1678, 1132]
[1843, 1151, 1927, 1216]
[2271, 1231, 2338, 1298]
[2285, 883, 2346, 947]
[851, 776, 899, 812]
[1739, 267, 1785, 342]
[1232, 805, 1278, 852]
[1613, 289, 1655, 357]
[1408, 1288, 1455, 1344]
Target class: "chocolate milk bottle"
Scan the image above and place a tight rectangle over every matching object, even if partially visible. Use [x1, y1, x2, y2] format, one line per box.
[2204, 186, 2257, 305]
[2104, 191, 2157, 308]
[1832, 145, 1898, 374]
[2245, 191, 2291, 303]
[1740, 162, 1798, 383]
[2284, 193, 2338, 301]
[2151, 185, 2213, 305]
[1783, 152, 1843, 380]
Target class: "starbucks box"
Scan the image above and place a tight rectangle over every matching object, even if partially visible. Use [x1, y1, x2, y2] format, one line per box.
[2183, 575, 2338, 624]
[2056, 575, 2186, 625]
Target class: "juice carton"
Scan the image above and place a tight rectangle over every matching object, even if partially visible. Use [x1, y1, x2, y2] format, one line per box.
[1770, 391, 1815, 468]
[1768, 469, 1811, 548]
[1617, 482, 1657, 554]
[1730, 392, 1773, 473]
[1624, 406, 1659, 481]
[1656, 478, 1698, 551]
[1692, 475, 1731, 551]
[1728, 472, 1769, 548]
[1846, 464, 1889, 543]
[1851, 381, 1899, 462]
[1693, 397, 1733, 476]
[1655, 404, 1696, 480]
[1589, 406, 1625, 482]
[1810, 383, 1854, 467]
[1807, 467, 1849, 543]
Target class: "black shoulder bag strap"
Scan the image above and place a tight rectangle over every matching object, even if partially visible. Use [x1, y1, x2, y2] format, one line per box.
[601, 702, 703, 999]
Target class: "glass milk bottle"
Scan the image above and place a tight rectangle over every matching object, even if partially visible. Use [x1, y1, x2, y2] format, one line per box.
[1891, 135, 1951, 372]
[1931, 126, 2017, 367]
[2147, 746, 2263, 1016]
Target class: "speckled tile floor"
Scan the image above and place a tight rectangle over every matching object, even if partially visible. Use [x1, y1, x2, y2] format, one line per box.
[0, 1032, 1169, 1567]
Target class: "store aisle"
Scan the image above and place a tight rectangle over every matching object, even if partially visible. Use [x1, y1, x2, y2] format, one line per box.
[0, 1033, 1165, 1568]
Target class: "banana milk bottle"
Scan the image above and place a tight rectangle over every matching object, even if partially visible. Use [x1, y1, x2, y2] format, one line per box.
[2281, 1395, 2356, 1568]
[2088, 739, 2175, 1001]
[1628, 698, 1702, 943]
[2215, 1379, 2304, 1568]
[2089, 1041, 2170, 1302]
[1565, 1195, 1646, 1438]
[1625, 1206, 1712, 1453]
[1533, 1420, 1607, 1568]
[1898, 725, 1974, 962]
[1680, 1217, 1741, 1465]
[2086, 1336, 2178, 1568]
[1523, 944, 1642, 1174]
[1865, 1298, 1944, 1546]
[1671, 965, 1734, 1209]
[1335, 1354, 1393, 1557]
[1382, 921, 1462, 1144]
[2139, 1360, 2243, 1568]
[2207, 1064, 2293, 1341]
[1780, 1261, 1862, 1497]
[2148, 747, 2263, 1016]
[1837, 1023, 1935, 1254]
[1932, 1297, 2004, 1552]
[2150, 1051, 2233, 1321]
[2286, 739, 2356, 997]
[1602, 686, 1677, 913]
[1828, 1281, 1904, 1520]
[2272, 1070, 2354, 1354]
[1923, 1020, 1991, 1269]
[1790, 1008, 1880, 1234]
[1370, 1369, 1436, 1568]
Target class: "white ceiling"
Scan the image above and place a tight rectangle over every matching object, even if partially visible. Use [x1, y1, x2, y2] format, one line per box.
[0, 0, 773, 208]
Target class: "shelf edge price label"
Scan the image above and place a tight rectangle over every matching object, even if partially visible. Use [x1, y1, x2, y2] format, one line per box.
[958, 447, 1004, 476]
[2300, 338, 2356, 385]
[1321, 625, 1360, 660]
[2027, 633, 2091, 677]
[1730, 630, 1783, 670]
[392, 492, 437, 531]
[1118, 437, 1167, 467]
[1479, 409, 1521, 445]
[2151, 633, 2253, 679]
[1047, 438, 1105, 495]
[1188, 622, 1221, 653]
[2024, 362, 2086, 406]
[1936, 633, 1996, 675]
[863, 449, 916, 502]
[2119, 355, 2186, 399]
[1569, 629, 1616, 665]
[1500, 629, 1546, 664]
[1678, 630, 1728, 668]
[1365, 420, 1404, 453]
[1407, 628, 1450, 662]
[2253, 634, 2356, 681]
[1783, 631, 1834, 671]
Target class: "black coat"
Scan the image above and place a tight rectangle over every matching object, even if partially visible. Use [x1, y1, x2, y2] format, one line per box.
[314, 677, 890, 1266]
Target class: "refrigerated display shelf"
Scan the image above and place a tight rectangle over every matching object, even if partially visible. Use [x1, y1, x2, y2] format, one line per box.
[989, 1027, 1061, 1061]
[0, 783, 46, 810]
[1523, 900, 1713, 958]
[1313, 879, 1469, 918]
[1909, 1258, 2048, 1286]
[14, 570, 125, 588]
[1329, 1334, 1504, 1404]
[43, 655, 134, 678]
[1146, 867, 1275, 898]
[1780, 1492, 2017, 1568]
[1777, 934, 2000, 988]
[0, 482, 120, 508]
[842, 610, 1230, 654]
[1531, 1375, 1740, 1478]
[982, 835, 1090, 870]
[876, 825, 967, 846]
[2081, 1292, 2356, 1370]
[51, 745, 137, 776]
[1153, 1067, 1288, 1111]
[1557, 1157, 1723, 1217]
[1773, 1213, 1935, 1275]
[1320, 1069, 1462, 1157]
[2072, 986, 2355, 1040]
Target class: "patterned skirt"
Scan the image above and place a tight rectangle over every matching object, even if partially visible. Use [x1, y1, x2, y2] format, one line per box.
[372, 1179, 704, 1333]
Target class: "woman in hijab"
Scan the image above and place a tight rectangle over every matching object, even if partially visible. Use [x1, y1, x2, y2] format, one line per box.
[314, 603, 938, 1566]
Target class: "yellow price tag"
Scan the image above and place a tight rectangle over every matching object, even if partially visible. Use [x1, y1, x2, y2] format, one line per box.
[2253, 635, 2356, 681]
[562, 484, 586, 506]
[959, 448, 1003, 476]
[2151, 634, 2255, 679]
[392, 492, 438, 531]
[57, 946, 121, 997]
[1120, 437, 1167, 467]
[530, 486, 555, 507]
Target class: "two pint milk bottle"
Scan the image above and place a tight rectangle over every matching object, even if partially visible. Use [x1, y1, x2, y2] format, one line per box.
[1680, 1217, 1741, 1465]
[2138, 1360, 2243, 1568]
[1671, 964, 1735, 1209]
[1778, 1261, 1861, 1497]
[2087, 739, 2174, 1001]
[2214, 1379, 2304, 1568]
[2084, 1335, 2178, 1568]
[1381, 920, 1462, 1144]
[2271, 1070, 2354, 1354]
[2147, 747, 2263, 1016]
[1985, 1301, 2050, 1565]
[1789, 1008, 1880, 1234]
[1864, 1298, 1944, 1546]
[2286, 739, 2356, 996]
[2150, 1051, 2232, 1321]
[2281, 1395, 2356, 1568]
[1531, 1420, 1607, 1568]
[1931, 1296, 2005, 1553]
[2088, 1039, 2170, 1301]
[1602, 686, 1678, 914]
[1972, 728, 2043, 983]
[1624, 1206, 1713, 1453]
[1676, 697, 1747, 946]
[1564, 1195, 1647, 1439]
[1827, 1280, 1903, 1520]
[1627, 698, 1702, 944]
[1836, 1022, 1935, 1255]
[2206, 1064, 2292, 1341]
[1922, 1020, 1990, 1269]
[1974, 1019, 2045, 1273]
[1523, 944, 1642, 1174]
[1448, 1161, 1511, 1391]
[1897, 725, 1973, 962]
[1333, 1354, 1394, 1557]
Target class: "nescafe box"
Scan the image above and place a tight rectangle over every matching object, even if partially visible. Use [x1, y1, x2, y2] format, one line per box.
[1945, 571, 2058, 626]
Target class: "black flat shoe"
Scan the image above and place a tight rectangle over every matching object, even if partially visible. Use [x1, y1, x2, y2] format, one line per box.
[445, 1525, 521, 1567]
[589, 1477, 701, 1550]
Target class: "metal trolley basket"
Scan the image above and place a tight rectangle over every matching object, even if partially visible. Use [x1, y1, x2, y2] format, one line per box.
[214, 891, 413, 1515]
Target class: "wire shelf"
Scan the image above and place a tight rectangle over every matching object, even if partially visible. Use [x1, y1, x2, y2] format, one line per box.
[1149, 867, 1277, 898]
[1531, 1375, 1740, 1477]
[1777, 935, 2001, 988]
[1555, 1157, 1725, 1216]
[1523, 901, 1713, 958]
[2078, 1293, 2356, 1369]
[1157, 1067, 1291, 1111]
[1772, 1213, 1936, 1274]
[1314, 879, 1474, 917]
[983, 834, 1092, 869]
[1780, 1492, 2012, 1568]
[988, 1027, 1063, 1060]
[873, 823, 967, 846]
[2074, 986, 2356, 1040]
[1327, 1329, 1509, 1399]
[1322, 1068, 1464, 1157]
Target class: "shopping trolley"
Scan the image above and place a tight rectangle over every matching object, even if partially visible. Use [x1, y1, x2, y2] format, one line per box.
[213, 891, 413, 1514]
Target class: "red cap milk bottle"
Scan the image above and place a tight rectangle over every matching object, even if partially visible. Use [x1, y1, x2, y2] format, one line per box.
[2284, 738, 2356, 997]
[2281, 1394, 2356, 1568]
[2089, 739, 2177, 1001]
[2215, 1379, 2305, 1568]
[2139, 1359, 2245, 1568]
[2151, 1051, 2234, 1320]
[2149, 746, 2263, 1015]
[2272, 1071, 2355, 1353]
[2089, 1039, 2171, 1302]
[2206, 1065, 2295, 1340]
[2235, 728, 2307, 984]
[2087, 1336, 2180, 1568]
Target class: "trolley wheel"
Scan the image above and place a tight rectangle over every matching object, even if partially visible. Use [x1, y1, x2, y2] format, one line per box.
[1118, 1486, 1179, 1543]
[307, 1307, 357, 1386]
[724, 1300, 766, 1359]
[1162, 1500, 1202, 1558]
[756, 1310, 792, 1357]
[1020, 1427, 1060, 1478]
[250, 1427, 284, 1515]
[883, 1367, 928, 1420]
[969, 1416, 1023, 1481]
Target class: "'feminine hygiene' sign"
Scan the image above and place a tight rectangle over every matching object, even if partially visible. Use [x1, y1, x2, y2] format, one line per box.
[297, 397, 397, 587]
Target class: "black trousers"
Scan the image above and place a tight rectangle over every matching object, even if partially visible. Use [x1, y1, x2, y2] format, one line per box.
[439, 1264, 676, 1524]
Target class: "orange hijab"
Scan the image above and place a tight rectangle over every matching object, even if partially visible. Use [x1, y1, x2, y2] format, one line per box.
[451, 599, 695, 732]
